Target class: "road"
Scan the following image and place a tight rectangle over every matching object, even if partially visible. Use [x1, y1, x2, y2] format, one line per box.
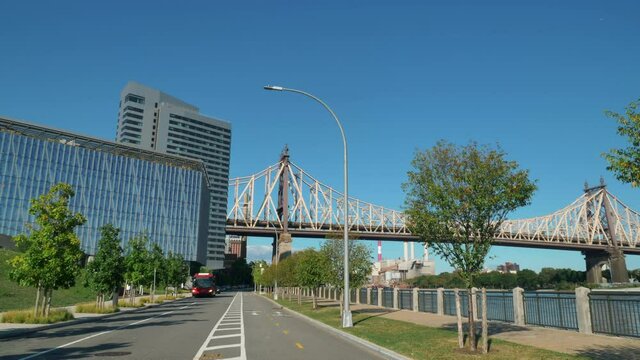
[0, 292, 387, 360]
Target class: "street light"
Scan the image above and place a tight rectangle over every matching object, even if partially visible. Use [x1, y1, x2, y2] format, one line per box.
[273, 229, 279, 301]
[264, 85, 352, 327]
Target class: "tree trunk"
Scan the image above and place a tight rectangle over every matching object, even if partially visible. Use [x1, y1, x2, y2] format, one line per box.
[112, 289, 119, 308]
[482, 288, 488, 354]
[45, 288, 52, 317]
[312, 288, 317, 310]
[298, 287, 301, 305]
[468, 288, 477, 351]
[289, 287, 292, 302]
[454, 289, 464, 349]
[34, 286, 41, 317]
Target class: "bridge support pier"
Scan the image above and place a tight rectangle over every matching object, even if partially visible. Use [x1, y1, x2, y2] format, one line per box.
[583, 249, 629, 284]
[273, 232, 292, 264]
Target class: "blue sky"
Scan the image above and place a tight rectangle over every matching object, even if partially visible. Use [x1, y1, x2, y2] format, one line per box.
[1, 1, 639, 272]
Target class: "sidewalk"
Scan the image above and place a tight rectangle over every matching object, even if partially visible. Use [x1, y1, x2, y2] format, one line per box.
[312, 298, 640, 359]
[0, 293, 191, 339]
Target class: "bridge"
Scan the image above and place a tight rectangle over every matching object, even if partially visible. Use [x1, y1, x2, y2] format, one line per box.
[226, 148, 640, 283]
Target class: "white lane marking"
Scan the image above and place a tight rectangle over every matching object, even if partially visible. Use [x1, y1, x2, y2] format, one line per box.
[193, 293, 246, 360]
[19, 302, 195, 360]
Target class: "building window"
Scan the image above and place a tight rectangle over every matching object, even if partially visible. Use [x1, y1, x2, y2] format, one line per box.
[125, 94, 145, 105]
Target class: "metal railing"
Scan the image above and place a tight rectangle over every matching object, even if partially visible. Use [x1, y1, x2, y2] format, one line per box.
[359, 288, 367, 304]
[476, 290, 514, 323]
[399, 290, 413, 310]
[418, 290, 438, 313]
[523, 291, 578, 330]
[590, 291, 640, 337]
[370, 289, 378, 305]
[382, 288, 394, 308]
[444, 290, 470, 316]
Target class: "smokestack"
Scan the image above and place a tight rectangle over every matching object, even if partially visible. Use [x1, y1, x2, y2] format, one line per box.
[377, 240, 382, 262]
[410, 242, 415, 260]
[423, 243, 429, 262]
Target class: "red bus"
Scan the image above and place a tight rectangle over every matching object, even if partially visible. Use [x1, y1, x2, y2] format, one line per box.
[192, 273, 217, 297]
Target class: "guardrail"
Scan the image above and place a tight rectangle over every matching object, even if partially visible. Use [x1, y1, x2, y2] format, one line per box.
[523, 291, 578, 330]
[476, 290, 514, 323]
[418, 290, 437, 313]
[590, 291, 640, 337]
[399, 290, 413, 310]
[382, 288, 394, 308]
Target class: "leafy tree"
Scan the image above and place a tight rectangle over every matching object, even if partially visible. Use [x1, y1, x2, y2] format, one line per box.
[148, 242, 166, 300]
[85, 224, 125, 309]
[516, 269, 538, 290]
[295, 249, 327, 309]
[320, 234, 372, 314]
[124, 234, 151, 302]
[603, 98, 640, 187]
[165, 251, 187, 296]
[404, 141, 536, 351]
[250, 260, 268, 288]
[8, 183, 86, 317]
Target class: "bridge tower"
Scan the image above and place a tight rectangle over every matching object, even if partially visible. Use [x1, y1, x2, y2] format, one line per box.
[583, 180, 630, 284]
[273, 146, 292, 263]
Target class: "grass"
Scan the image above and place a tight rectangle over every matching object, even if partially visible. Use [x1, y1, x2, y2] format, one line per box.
[75, 302, 119, 314]
[0, 249, 95, 312]
[0, 309, 74, 324]
[274, 297, 585, 360]
[117, 299, 146, 308]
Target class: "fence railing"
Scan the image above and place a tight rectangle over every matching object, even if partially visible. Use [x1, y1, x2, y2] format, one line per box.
[590, 291, 640, 338]
[359, 288, 367, 304]
[309, 286, 640, 338]
[399, 290, 413, 310]
[523, 291, 578, 330]
[382, 288, 394, 308]
[476, 290, 514, 323]
[418, 290, 437, 313]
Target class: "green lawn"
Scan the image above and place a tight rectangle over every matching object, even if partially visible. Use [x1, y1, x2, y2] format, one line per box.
[274, 297, 585, 360]
[0, 249, 95, 312]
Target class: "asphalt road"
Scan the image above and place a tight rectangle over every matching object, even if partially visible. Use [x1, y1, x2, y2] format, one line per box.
[0, 292, 387, 360]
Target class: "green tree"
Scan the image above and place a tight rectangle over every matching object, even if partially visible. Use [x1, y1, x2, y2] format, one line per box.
[603, 98, 640, 187]
[85, 224, 125, 309]
[124, 234, 151, 303]
[165, 251, 187, 296]
[320, 234, 372, 314]
[251, 260, 268, 288]
[295, 249, 327, 309]
[516, 269, 538, 290]
[148, 242, 166, 301]
[404, 141, 536, 352]
[8, 183, 86, 317]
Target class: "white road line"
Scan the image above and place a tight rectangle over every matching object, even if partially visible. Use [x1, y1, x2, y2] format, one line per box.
[193, 293, 246, 360]
[19, 302, 195, 360]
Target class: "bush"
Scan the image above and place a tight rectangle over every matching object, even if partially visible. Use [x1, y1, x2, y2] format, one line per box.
[117, 299, 145, 308]
[75, 302, 119, 314]
[1, 309, 74, 324]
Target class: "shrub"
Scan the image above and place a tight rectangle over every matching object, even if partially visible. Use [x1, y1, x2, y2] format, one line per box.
[75, 302, 119, 314]
[1, 309, 74, 324]
[117, 300, 145, 308]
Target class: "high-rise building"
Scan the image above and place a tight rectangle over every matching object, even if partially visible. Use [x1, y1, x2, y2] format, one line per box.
[116, 82, 231, 269]
[0, 116, 210, 263]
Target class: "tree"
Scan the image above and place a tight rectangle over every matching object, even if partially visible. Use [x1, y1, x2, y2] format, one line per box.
[85, 224, 125, 309]
[603, 98, 640, 187]
[404, 141, 536, 352]
[124, 234, 151, 303]
[320, 234, 372, 314]
[165, 251, 187, 297]
[8, 183, 86, 317]
[148, 242, 166, 301]
[251, 260, 268, 289]
[516, 269, 538, 290]
[295, 249, 326, 309]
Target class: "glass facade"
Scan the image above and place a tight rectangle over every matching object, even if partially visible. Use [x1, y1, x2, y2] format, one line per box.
[0, 117, 210, 263]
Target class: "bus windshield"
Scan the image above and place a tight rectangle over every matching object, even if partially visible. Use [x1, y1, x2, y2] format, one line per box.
[193, 278, 214, 288]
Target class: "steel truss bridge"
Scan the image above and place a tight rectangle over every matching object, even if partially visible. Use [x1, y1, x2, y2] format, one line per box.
[226, 149, 640, 257]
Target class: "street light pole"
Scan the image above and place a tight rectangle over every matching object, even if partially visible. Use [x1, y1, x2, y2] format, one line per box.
[264, 85, 352, 327]
[274, 229, 279, 301]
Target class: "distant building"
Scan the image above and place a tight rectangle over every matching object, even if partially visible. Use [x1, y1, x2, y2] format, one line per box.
[115, 82, 232, 269]
[370, 242, 435, 285]
[224, 235, 246, 268]
[497, 262, 520, 274]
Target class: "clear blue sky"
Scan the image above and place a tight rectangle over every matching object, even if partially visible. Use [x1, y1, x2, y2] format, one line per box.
[1, 1, 639, 273]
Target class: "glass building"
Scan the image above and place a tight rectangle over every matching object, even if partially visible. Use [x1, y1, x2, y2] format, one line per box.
[0, 116, 210, 264]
